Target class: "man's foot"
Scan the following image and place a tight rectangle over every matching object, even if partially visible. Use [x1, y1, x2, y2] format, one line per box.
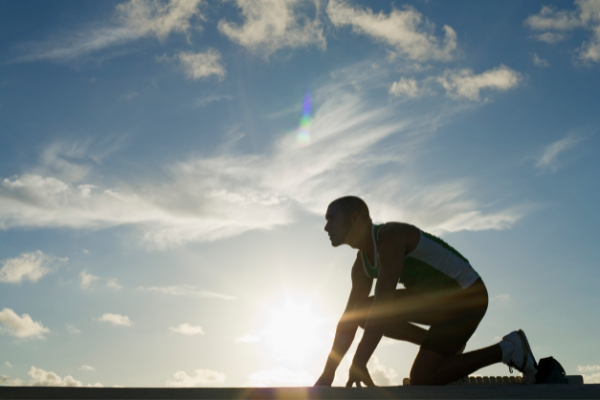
[501, 330, 537, 384]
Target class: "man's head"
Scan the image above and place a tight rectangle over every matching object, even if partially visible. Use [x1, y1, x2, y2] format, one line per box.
[324, 196, 371, 247]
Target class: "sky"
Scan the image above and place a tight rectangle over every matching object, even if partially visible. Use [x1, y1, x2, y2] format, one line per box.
[0, 0, 599, 388]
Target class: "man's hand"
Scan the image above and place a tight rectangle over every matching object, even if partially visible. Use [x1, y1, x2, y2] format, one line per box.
[314, 371, 335, 387]
[346, 362, 375, 387]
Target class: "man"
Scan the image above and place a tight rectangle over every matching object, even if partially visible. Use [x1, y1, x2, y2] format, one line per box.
[314, 196, 537, 387]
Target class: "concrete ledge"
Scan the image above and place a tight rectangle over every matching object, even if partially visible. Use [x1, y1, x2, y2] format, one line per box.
[1, 385, 599, 399]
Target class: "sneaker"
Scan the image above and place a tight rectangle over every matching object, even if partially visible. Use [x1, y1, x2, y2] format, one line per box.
[502, 330, 538, 384]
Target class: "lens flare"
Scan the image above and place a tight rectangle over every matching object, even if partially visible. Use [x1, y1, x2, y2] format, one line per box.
[296, 92, 311, 145]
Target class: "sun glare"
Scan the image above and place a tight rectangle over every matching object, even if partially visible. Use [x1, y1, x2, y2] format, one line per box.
[260, 295, 328, 366]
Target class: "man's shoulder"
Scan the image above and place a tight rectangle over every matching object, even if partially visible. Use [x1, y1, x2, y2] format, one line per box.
[378, 222, 419, 247]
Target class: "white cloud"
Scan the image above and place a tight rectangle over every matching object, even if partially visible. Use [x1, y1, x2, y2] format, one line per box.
[235, 334, 260, 343]
[532, 53, 550, 67]
[80, 270, 100, 289]
[327, 0, 457, 62]
[95, 313, 133, 327]
[117, 0, 205, 41]
[26, 366, 84, 386]
[139, 285, 236, 300]
[493, 293, 511, 301]
[389, 77, 421, 98]
[0, 62, 525, 248]
[0, 251, 65, 284]
[169, 323, 204, 335]
[218, 0, 325, 56]
[5, 362, 13, 368]
[367, 356, 398, 386]
[166, 369, 226, 387]
[535, 32, 567, 43]
[437, 65, 522, 101]
[177, 50, 226, 80]
[0, 308, 50, 340]
[66, 324, 81, 334]
[12, 0, 204, 62]
[79, 365, 95, 371]
[525, 0, 600, 63]
[536, 133, 582, 173]
[106, 278, 123, 291]
[246, 367, 314, 387]
[578, 365, 600, 383]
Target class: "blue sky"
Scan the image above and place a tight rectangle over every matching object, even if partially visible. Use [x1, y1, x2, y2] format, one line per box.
[1, 0, 599, 388]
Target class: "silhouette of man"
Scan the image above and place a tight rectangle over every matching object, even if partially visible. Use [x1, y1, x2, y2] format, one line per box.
[315, 196, 537, 387]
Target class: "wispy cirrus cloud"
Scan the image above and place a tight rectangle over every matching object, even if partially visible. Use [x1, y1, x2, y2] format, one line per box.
[536, 133, 583, 173]
[327, 0, 457, 62]
[0, 62, 526, 248]
[10, 0, 205, 63]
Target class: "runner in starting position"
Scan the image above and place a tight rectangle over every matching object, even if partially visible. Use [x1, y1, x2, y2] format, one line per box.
[315, 196, 537, 387]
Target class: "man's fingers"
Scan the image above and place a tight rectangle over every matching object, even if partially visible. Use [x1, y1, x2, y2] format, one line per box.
[345, 378, 353, 388]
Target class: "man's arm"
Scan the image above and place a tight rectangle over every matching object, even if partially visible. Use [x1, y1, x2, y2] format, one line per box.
[352, 225, 406, 368]
[314, 254, 373, 386]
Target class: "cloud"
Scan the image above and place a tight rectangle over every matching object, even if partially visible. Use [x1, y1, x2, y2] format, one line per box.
[139, 285, 236, 300]
[169, 323, 204, 335]
[535, 133, 582, 173]
[12, 0, 205, 62]
[95, 313, 133, 327]
[79, 365, 95, 371]
[327, 0, 457, 62]
[578, 365, 600, 383]
[532, 53, 550, 67]
[437, 65, 522, 101]
[0, 251, 66, 284]
[535, 32, 567, 43]
[246, 367, 314, 387]
[177, 49, 226, 80]
[0, 308, 50, 340]
[525, 0, 600, 63]
[493, 293, 511, 301]
[218, 0, 325, 55]
[106, 278, 123, 290]
[166, 369, 226, 387]
[116, 0, 205, 41]
[235, 334, 260, 343]
[0, 366, 100, 387]
[6, 362, 13, 368]
[0, 62, 525, 248]
[367, 356, 398, 386]
[389, 77, 421, 98]
[66, 324, 81, 334]
[80, 270, 100, 289]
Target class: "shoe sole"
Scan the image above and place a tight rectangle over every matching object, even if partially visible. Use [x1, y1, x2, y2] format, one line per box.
[516, 329, 537, 370]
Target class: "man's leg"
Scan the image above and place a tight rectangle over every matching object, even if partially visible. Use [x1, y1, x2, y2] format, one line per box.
[355, 294, 428, 346]
[410, 345, 502, 385]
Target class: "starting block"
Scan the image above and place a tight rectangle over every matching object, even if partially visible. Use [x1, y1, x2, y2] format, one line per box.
[403, 375, 585, 385]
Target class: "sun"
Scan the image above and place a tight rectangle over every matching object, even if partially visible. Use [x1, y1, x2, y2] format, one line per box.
[260, 295, 328, 365]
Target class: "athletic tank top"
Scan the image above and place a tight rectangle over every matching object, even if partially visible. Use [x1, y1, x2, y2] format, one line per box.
[360, 224, 480, 293]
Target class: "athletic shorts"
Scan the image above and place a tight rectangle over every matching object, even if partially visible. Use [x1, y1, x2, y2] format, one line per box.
[417, 278, 489, 357]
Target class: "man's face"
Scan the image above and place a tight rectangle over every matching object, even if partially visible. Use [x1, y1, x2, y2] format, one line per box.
[324, 204, 352, 247]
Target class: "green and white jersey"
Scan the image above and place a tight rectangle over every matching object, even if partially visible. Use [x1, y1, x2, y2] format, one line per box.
[360, 224, 480, 293]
